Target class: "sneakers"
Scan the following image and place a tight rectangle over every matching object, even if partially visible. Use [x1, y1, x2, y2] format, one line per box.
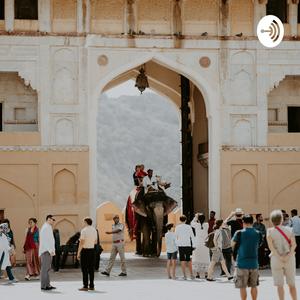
[78, 287, 88, 291]
[88, 287, 95, 291]
[25, 275, 31, 281]
[118, 272, 127, 277]
[206, 278, 216, 282]
[41, 286, 56, 291]
[228, 276, 234, 280]
[101, 271, 110, 276]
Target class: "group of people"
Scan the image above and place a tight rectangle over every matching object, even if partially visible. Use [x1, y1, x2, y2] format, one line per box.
[164, 208, 300, 300]
[133, 164, 170, 193]
[0, 214, 126, 292]
[0, 207, 299, 299]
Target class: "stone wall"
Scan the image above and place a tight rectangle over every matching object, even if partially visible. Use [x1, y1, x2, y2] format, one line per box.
[0, 147, 89, 261]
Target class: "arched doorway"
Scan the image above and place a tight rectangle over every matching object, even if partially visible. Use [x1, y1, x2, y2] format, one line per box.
[91, 58, 211, 219]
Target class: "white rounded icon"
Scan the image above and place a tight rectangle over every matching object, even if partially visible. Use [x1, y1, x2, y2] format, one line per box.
[257, 15, 284, 48]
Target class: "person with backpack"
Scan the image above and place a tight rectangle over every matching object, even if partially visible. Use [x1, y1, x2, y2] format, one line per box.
[220, 224, 232, 276]
[191, 213, 209, 279]
[206, 219, 233, 281]
[267, 210, 297, 300]
[232, 214, 262, 300]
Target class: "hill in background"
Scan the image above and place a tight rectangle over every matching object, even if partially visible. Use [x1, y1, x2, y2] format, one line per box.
[97, 92, 182, 209]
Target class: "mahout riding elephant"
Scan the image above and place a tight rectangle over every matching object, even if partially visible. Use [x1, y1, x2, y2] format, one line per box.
[126, 188, 177, 257]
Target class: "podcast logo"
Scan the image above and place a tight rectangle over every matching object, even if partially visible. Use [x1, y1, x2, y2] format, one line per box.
[257, 15, 284, 48]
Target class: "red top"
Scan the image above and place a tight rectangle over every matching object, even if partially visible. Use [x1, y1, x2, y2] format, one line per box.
[208, 218, 216, 233]
[136, 170, 148, 178]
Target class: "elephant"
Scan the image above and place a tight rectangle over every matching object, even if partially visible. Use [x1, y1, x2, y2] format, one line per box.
[126, 188, 177, 257]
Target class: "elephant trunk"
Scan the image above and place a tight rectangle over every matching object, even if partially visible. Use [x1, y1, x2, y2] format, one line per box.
[153, 203, 164, 257]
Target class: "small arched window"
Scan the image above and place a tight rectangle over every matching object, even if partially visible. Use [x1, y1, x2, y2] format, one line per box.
[15, 0, 38, 20]
[0, 0, 4, 20]
[266, 0, 287, 23]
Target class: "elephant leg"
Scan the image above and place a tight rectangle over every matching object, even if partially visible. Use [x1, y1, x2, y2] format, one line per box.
[141, 221, 151, 256]
[136, 230, 142, 255]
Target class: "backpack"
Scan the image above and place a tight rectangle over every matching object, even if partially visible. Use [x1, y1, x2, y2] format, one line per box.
[204, 232, 215, 248]
[221, 228, 231, 249]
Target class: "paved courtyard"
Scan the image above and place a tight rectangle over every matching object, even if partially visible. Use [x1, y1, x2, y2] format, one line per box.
[1, 253, 300, 300]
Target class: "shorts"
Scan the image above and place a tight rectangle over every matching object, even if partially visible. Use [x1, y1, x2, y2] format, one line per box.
[270, 255, 296, 287]
[178, 247, 192, 262]
[235, 268, 259, 289]
[167, 251, 178, 260]
[211, 248, 224, 263]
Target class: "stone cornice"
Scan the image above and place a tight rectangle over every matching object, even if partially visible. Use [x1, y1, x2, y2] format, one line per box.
[222, 145, 300, 152]
[0, 146, 89, 152]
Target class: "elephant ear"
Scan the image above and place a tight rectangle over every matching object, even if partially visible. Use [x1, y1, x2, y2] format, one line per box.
[163, 196, 178, 216]
[132, 190, 147, 217]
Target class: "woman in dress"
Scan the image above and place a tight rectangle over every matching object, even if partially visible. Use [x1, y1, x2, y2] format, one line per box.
[23, 218, 40, 280]
[191, 213, 209, 278]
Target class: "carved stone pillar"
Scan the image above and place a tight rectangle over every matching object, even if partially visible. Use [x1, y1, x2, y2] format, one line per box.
[173, 0, 182, 35]
[219, 0, 230, 36]
[85, 0, 90, 33]
[78, 0, 90, 33]
[253, 0, 268, 36]
[125, 0, 137, 34]
[4, 0, 14, 32]
[77, 0, 84, 33]
[288, 0, 299, 36]
[38, 0, 51, 32]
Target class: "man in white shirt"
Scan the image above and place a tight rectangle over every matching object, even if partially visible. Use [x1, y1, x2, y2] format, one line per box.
[39, 215, 56, 291]
[175, 215, 195, 279]
[143, 169, 156, 193]
[77, 217, 97, 291]
[101, 215, 127, 276]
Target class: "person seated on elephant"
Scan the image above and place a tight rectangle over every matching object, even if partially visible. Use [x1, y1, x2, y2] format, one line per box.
[143, 169, 157, 194]
[133, 165, 141, 186]
[155, 175, 171, 192]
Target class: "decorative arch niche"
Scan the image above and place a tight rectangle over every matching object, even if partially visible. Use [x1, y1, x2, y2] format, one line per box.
[53, 168, 77, 204]
[232, 168, 257, 212]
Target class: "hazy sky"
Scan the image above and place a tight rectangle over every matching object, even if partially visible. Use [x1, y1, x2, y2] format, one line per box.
[105, 79, 155, 98]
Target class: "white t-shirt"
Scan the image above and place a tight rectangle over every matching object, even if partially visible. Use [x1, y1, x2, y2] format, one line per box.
[267, 226, 293, 256]
[39, 222, 55, 256]
[165, 231, 177, 253]
[175, 223, 195, 247]
[80, 225, 97, 249]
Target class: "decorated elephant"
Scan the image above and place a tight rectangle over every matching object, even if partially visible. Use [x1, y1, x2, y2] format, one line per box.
[126, 187, 177, 257]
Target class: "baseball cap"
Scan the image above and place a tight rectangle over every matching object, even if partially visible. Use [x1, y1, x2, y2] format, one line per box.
[235, 208, 244, 215]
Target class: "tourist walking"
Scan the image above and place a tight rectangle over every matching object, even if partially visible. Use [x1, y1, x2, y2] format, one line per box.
[206, 220, 233, 281]
[191, 213, 209, 278]
[290, 209, 300, 268]
[232, 215, 261, 300]
[23, 218, 40, 280]
[77, 217, 97, 291]
[165, 223, 177, 279]
[267, 210, 297, 300]
[0, 222, 17, 284]
[101, 215, 127, 276]
[39, 215, 56, 291]
[220, 224, 233, 275]
[175, 215, 195, 280]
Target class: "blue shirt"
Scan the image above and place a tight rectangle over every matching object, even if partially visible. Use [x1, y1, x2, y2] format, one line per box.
[290, 216, 300, 236]
[233, 227, 261, 269]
